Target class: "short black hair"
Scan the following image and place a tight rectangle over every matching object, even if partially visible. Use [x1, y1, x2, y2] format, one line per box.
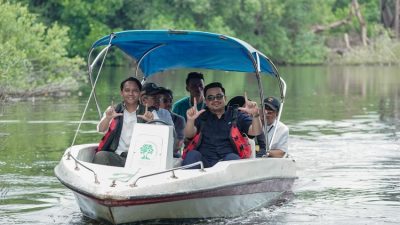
[158, 87, 173, 98]
[204, 82, 225, 96]
[185, 72, 204, 85]
[120, 77, 142, 91]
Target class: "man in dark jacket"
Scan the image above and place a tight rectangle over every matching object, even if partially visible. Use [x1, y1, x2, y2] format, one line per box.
[182, 82, 262, 168]
[93, 77, 154, 167]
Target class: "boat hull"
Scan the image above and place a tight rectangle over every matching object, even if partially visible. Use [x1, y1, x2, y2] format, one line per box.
[76, 191, 288, 224]
[55, 144, 296, 224]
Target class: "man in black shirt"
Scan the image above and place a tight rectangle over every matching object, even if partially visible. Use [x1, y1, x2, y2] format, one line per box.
[182, 82, 262, 168]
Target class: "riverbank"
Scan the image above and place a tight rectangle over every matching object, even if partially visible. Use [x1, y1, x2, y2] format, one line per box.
[0, 78, 85, 103]
[1, 35, 399, 102]
[0, 79, 83, 102]
[327, 35, 400, 65]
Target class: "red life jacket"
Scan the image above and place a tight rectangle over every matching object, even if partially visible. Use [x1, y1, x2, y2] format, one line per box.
[97, 103, 146, 152]
[97, 118, 119, 152]
[230, 125, 252, 158]
[182, 107, 251, 159]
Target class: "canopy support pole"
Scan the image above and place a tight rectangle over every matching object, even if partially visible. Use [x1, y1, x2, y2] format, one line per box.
[70, 33, 115, 148]
[135, 44, 166, 82]
[247, 52, 286, 152]
[88, 44, 113, 119]
[264, 58, 286, 151]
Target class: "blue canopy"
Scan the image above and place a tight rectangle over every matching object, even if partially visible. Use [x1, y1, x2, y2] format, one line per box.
[91, 30, 277, 78]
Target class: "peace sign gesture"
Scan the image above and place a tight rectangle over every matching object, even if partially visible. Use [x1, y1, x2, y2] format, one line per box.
[105, 100, 123, 119]
[186, 98, 205, 121]
[238, 92, 259, 117]
[137, 104, 155, 122]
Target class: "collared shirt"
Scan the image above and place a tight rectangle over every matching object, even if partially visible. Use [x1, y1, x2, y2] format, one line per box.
[266, 120, 289, 152]
[194, 108, 252, 161]
[115, 109, 138, 155]
[172, 96, 205, 121]
[98, 108, 159, 155]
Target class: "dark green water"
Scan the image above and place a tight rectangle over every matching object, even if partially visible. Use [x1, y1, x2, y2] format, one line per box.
[1, 66, 399, 224]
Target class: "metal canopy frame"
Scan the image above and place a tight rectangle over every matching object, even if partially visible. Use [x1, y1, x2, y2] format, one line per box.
[81, 30, 287, 151]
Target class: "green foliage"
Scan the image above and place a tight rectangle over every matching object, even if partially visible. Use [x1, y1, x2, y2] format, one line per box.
[279, 0, 333, 63]
[361, 0, 381, 37]
[58, 0, 123, 56]
[221, 0, 291, 61]
[289, 32, 329, 64]
[0, 0, 85, 95]
[9, 0, 400, 70]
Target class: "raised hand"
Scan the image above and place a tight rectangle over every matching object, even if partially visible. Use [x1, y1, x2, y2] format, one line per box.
[137, 104, 154, 122]
[105, 100, 123, 119]
[186, 98, 205, 121]
[238, 92, 259, 117]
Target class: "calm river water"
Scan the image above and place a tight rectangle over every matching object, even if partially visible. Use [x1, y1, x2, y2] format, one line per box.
[0, 66, 399, 224]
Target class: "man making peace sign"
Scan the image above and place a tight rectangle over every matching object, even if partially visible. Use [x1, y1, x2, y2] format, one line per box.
[182, 82, 262, 168]
[93, 77, 156, 167]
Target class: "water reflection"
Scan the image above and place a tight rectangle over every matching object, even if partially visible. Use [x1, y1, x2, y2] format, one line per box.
[1, 66, 400, 224]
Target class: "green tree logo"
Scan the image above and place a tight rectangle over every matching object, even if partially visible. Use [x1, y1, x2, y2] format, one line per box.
[140, 144, 154, 160]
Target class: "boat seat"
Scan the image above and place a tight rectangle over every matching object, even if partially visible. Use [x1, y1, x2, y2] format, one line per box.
[248, 137, 256, 158]
[124, 123, 174, 172]
[166, 137, 256, 168]
[76, 145, 97, 162]
[173, 158, 183, 168]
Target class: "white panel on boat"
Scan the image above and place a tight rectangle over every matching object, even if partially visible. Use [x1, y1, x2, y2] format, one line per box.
[248, 138, 256, 158]
[125, 123, 174, 172]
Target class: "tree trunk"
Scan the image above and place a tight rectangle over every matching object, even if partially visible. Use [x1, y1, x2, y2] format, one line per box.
[352, 0, 368, 46]
[344, 33, 352, 49]
[381, 0, 393, 27]
[380, 0, 400, 38]
[311, 19, 350, 33]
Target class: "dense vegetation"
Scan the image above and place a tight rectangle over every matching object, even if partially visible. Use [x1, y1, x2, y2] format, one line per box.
[0, 1, 85, 98]
[1, 0, 399, 97]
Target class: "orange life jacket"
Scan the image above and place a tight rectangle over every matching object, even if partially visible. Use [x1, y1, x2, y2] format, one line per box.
[182, 107, 251, 159]
[229, 106, 252, 158]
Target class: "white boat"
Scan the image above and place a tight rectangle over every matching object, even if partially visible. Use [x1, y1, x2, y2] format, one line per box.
[54, 30, 297, 224]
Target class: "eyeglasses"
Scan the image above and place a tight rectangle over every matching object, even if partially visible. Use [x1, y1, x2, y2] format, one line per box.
[206, 94, 224, 101]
